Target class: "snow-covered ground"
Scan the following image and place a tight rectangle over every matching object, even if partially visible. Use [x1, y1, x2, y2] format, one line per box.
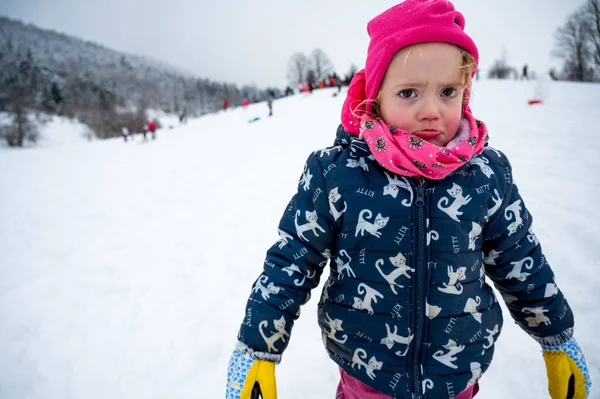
[1, 81, 599, 399]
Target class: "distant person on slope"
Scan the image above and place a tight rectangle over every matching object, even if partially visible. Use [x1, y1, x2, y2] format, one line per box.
[121, 126, 130, 142]
[148, 120, 157, 140]
[225, 2, 591, 399]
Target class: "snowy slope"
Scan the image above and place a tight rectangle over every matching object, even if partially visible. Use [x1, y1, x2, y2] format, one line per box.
[0, 81, 599, 399]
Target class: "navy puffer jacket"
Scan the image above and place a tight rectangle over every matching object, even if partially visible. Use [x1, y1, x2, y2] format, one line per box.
[237, 126, 573, 399]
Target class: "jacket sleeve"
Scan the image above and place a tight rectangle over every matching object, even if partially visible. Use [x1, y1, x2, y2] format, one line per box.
[482, 151, 574, 345]
[236, 152, 336, 361]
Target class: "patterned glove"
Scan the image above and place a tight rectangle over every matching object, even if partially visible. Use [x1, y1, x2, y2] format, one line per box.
[226, 345, 277, 399]
[542, 337, 591, 399]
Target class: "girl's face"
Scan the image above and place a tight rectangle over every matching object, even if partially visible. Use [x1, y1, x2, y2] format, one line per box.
[378, 42, 466, 147]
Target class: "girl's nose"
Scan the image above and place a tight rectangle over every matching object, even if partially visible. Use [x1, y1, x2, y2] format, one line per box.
[417, 97, 441, 121]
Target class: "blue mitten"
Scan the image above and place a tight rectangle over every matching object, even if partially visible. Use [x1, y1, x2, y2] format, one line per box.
[541, 337, 592, 399]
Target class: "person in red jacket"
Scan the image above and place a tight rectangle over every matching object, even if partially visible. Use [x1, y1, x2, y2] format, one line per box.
[148, 120, 157, 140]
[223, 99, 230, 111]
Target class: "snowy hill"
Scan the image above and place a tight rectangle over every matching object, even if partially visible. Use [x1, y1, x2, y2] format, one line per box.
[0, 80, 598, 399]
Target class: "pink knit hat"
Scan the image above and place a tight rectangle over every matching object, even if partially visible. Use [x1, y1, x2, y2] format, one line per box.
[342, 0, 479, 134]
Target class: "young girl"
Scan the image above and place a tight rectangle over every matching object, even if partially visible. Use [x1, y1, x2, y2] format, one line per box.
[226, 1, 591, 398]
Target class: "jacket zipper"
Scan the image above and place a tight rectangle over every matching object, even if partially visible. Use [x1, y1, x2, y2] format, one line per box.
[411, 179, 427, 398]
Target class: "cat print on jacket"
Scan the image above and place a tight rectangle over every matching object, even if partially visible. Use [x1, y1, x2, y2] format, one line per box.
[335, 249, 355, 279]
[374, 252, 415, 294]
[281, 263, 316, 287]
[383, 172, 413, 206]
[467, 362, 482, 387]
[469, 156, 494, 178]
[351, 348, 383, 380]
[486, 189, 503, 221]
[259, 316, 289, 353]
[316, 145, 342, 157]
[253, 275, 281, 300]
[347, 157, 369, 171]
[353, 283, 384, 314]
[323, 312, 348, 344]
[437, 183, 472, 222]
[481, 324, 499, 354]
[355, 209, 389, 238]
[299, 164, 313, 191]
[504, 199, 524, 236]
[426, 301, 442, 319]
[276, 229, 293, 249]
[427, 218, 439, 246]
[506, 256, 534, 282]
[468, 222, 482, 251]
[294, 209, 326, 241]
[438, 266, 467, 295]
[432, 339, 465, 369]
[463, 296, 482, 323]
[522, 306, 551, 327]
[328, 187, 347, 221]
[380, 324, 413, 356]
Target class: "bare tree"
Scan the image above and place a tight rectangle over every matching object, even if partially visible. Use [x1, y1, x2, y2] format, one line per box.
[309, 48, 334, 82]
[583, 0, 600, 67]
[553, 9, 593, 81]
[487, 49, 517, 79]
[286, 52, 308, 86]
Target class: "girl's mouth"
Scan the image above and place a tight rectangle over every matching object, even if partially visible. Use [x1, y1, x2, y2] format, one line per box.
[413, 130, 441, 140]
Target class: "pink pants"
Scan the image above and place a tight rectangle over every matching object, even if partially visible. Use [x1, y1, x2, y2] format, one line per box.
[336, 368, 479, 399]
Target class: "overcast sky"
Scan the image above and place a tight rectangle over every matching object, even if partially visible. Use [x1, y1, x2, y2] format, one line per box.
[1, 0, 585, 88]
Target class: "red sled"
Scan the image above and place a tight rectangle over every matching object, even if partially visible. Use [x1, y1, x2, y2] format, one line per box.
[528, 99, 542, 105]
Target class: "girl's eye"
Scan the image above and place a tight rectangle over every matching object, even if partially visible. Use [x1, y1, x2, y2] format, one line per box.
[441, 88, 457, 97]
[398, 89, 417, 98]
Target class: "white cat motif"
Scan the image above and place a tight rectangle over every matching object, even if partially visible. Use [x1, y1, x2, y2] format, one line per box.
[374, 252, 415, 294]
[527, 226, 540, 246]
[506, 256, 534, 282]
[469, 156, 494, 178]
[281, 263, 316, 286]
[355, 209, 389, 238]
[522, 306, 551, 327]
[383, 172, 413, 206]
[335, 249, 355, 279]
[259, 316, 289, 352]
[328, 187, 347, 221]
[347, 157, 369, 171]
[544, 283, 558, 298]
[467, 362, 482, 387]
[252, 275, 281, 300]
[276, 229, 294, 249]
[299, 164, 313, 191]
[504, 199, 523, 236]
[486, 189, 503, 220]
[352, 283, 384, 314]
[427, 218, 439, 246]
[438, 266, 467, 295]
[294, 209, 326, 241]
[323, 313, 348, 344]
[426, 301, 442, 319]
[463, 296, 482, 323]
[432, 339, 465, 369]
[351, 348, 383, 380]
[380, 324, 413, 356]
[317, 145, 342, 157]
[481, 324, 499, 354]
[437, 183, 472, 222]
[468, 222, 482, 251]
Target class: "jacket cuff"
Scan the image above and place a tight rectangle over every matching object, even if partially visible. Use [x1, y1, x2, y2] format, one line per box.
[236, 341, 283, 364]
[531, 327, 574, 346]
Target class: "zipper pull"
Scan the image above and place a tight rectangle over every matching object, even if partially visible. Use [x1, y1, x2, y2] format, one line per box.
[415, 185, 425, 207]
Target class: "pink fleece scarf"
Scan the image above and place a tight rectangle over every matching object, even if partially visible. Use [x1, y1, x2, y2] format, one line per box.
[341, 70, 488, 180]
